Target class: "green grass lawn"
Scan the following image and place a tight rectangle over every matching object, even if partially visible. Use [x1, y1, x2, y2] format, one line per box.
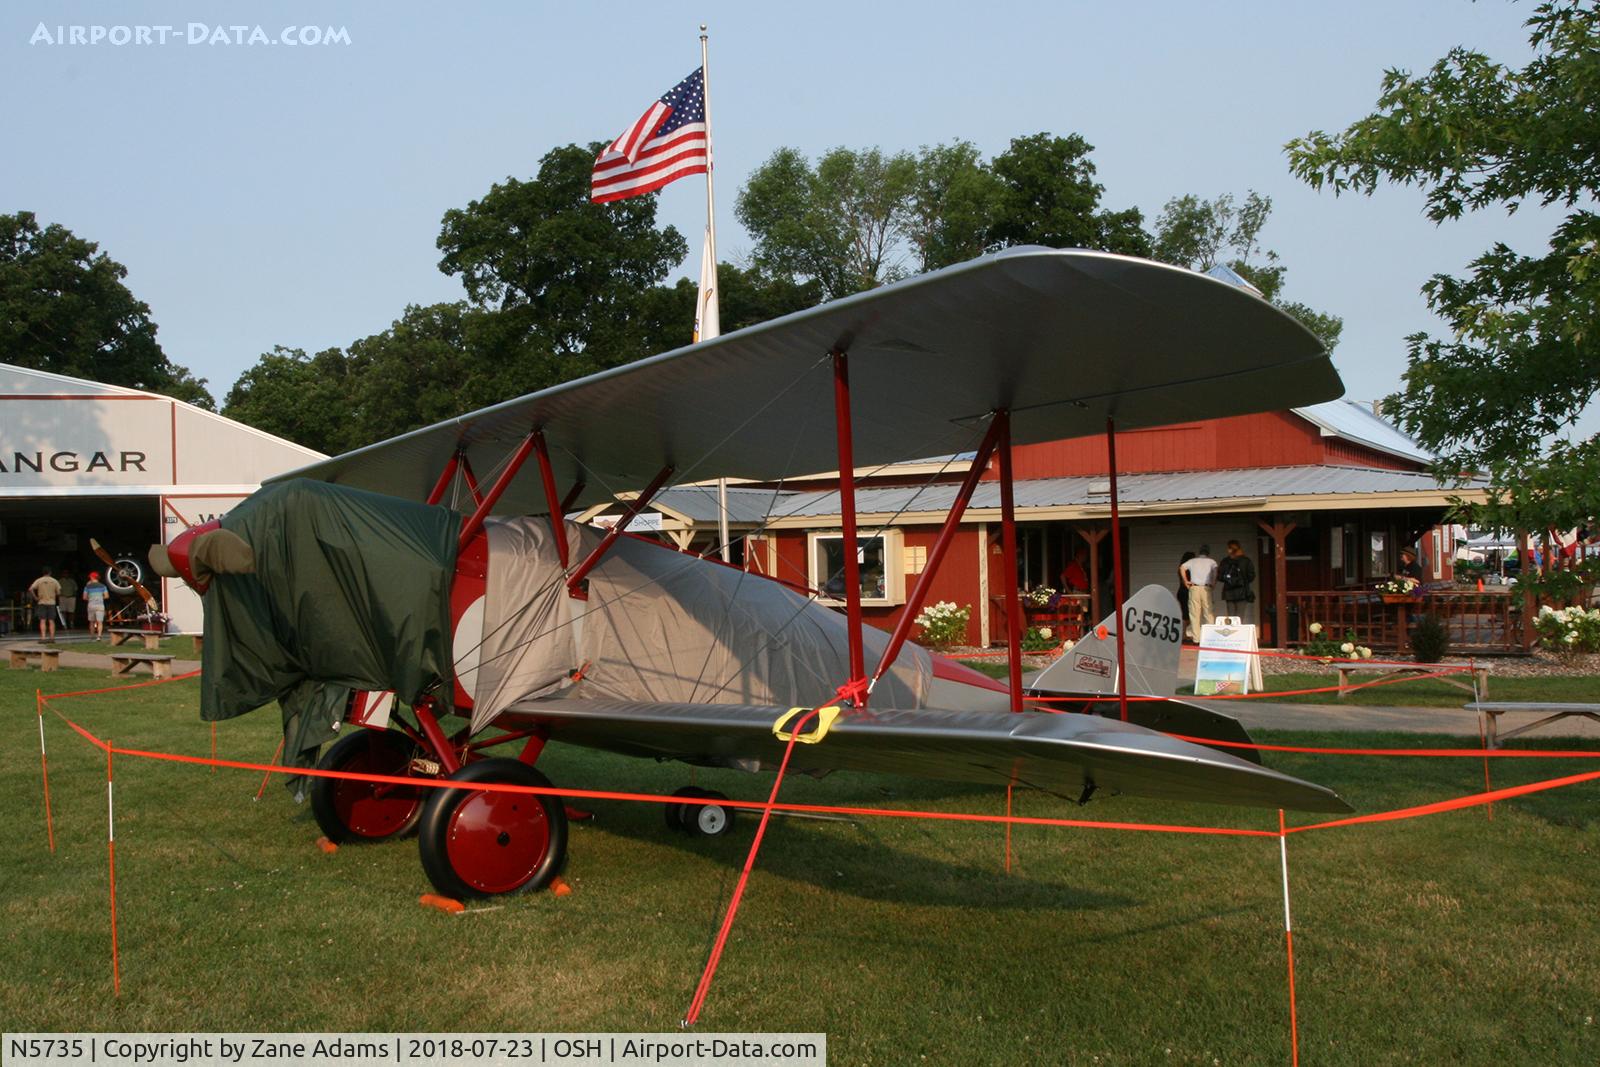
[2, 666, 1596, 1064]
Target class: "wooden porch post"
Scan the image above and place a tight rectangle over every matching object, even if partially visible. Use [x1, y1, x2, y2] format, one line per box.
[1076, 524, 1110, 622]
[1517, 529, 1536, 650]
[1258, 518, 1297, 648]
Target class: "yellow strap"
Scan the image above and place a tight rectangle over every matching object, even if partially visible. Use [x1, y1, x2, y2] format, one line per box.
[772, 705, 841, 744]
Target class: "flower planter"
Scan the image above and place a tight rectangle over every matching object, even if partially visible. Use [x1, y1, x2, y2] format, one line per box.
[1380, 594, 1414, 604]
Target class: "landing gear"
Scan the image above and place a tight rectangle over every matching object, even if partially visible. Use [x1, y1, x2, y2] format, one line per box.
[311, 729, 430, 843]
[417, 758, 568, 899]
[665, 786, 735, 838]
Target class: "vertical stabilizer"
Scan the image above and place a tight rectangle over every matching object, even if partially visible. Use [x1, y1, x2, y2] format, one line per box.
[1031, 584, 1183, 697]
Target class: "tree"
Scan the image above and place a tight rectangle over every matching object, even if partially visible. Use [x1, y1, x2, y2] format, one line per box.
[737, 146, 919, 299]
[638, 264, 825, 352]
[437, 143, 688, 366]
[1151, 191, 1343, 352]
[1286, 0, 1599, 599]
[738, 134, 1148, 298]
[985, 133, 1150, 257]
[905, 141, 1002, 272]
[221, 346, 356, 454]
[0, 211, 213, 407]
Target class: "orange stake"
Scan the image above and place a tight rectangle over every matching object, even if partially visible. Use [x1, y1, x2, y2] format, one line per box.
[1004, 783, 1014, 874]
[255, 736, 286, 801]
[37, 690, 55, 853]
[107, 741, 121, 996]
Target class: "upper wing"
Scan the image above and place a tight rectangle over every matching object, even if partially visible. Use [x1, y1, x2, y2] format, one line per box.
[268, 248, 1342, 514]
[510, 697, 1351, 814]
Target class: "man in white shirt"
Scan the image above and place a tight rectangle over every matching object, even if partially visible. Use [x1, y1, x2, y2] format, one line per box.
[1180, 545, 1218, 643]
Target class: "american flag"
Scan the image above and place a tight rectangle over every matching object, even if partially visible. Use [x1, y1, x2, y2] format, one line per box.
[591, 68, 709, 203]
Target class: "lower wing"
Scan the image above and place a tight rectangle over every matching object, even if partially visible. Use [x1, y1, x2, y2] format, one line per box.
[502, 698, 1351, 814]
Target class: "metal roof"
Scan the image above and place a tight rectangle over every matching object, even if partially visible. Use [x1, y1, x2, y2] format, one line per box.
[1292, 399, 1432, 464]
[272, 247, 1341, 515]
[763, 465, 1483, 521]
[649, 486, 798, 524]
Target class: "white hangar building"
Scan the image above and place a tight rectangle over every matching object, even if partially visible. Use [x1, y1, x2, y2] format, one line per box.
[0, 363, 323, 635]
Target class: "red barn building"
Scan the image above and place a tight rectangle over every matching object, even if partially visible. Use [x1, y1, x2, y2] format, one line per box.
[584, 401, 1515, 653]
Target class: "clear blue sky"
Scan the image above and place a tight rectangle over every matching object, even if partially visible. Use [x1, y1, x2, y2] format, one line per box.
[7, 1, 1584, 436]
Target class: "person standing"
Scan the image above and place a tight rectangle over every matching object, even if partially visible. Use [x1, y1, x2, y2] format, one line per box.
[1217, 540, 1257, 622]
[29, 565, 61, 642]
[57, 570, 79, 632]
[1180, 545, 1218, 643]
[1175, 550, 1196, 634]
[82, 571, 109, 638]
[1396, 546, 1425, 589]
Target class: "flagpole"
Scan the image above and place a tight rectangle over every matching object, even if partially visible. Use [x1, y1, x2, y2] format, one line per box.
[700, 23, 732, 563]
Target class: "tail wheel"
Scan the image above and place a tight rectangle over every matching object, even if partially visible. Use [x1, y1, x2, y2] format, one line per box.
[665, 785, 706, 833]
[310, 729, 429, 843]
[685, 790, 735, 838]
[417, 758, 568, 899]
[666, 786, 735, 838]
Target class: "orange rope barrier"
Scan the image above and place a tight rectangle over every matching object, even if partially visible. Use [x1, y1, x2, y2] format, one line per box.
[1287, 770, 1600, 834]
[683, 709, 816, 1026]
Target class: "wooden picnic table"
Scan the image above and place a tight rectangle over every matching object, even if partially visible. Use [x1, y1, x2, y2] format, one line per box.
[109, 627, 164, 651]
[109, 651, 175, 680]
[1464, 702, 1600, 747]
[8, 645, 60, 671]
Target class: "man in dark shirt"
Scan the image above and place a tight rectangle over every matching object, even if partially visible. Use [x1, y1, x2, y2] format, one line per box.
[1397, 547, 1425, 585]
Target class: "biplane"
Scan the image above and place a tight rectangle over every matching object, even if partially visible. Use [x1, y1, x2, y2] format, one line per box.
[152, 247, 1350, 899]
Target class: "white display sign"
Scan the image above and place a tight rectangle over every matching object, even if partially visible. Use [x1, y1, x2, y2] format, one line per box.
[1194, 618, 1264, 695]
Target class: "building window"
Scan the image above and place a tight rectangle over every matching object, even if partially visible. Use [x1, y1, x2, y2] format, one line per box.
[1369, 531, 1389, 578]
[808, 530, 905, 606]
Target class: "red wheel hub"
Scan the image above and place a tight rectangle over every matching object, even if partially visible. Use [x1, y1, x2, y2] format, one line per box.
[445, 789, 552, 894]
[332, 737, 424, 838]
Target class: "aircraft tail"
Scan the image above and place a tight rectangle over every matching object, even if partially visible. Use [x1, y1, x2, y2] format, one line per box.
[1030, 584, 1182, 698]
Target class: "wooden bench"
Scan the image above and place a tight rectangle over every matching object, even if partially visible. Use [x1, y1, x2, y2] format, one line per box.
[110, 651, 175, 680]
[1336, 663, 1489, 700]
[1465, 702, 1600, 747]
[109, 627, 164, 651]
[8, 645, 60, 671]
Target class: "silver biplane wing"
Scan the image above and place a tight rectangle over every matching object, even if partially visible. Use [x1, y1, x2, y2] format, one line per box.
[269, 246, 1341, 510]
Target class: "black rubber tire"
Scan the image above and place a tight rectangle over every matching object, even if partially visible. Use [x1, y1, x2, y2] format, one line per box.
[685, 790, 735, 838]
[665, 785, 707, 834]
[310, 729, 428, 843]
[417, 758, 568, 899]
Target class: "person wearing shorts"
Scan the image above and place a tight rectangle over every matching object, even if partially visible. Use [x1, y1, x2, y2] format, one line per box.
[82, 571, 109, 638]
[28, 566, 60, 642]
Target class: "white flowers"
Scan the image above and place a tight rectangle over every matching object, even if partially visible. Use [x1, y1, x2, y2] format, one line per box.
[1309, 622, 1324, 635]
[1039, 627, 1053, 639]
[1340, 642, 1355, 654]
[1533, 602, 1600, 653]
[915, 600, 972, 648]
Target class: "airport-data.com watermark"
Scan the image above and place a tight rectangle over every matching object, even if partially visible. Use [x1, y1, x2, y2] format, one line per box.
[29, 22, 351, 47]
